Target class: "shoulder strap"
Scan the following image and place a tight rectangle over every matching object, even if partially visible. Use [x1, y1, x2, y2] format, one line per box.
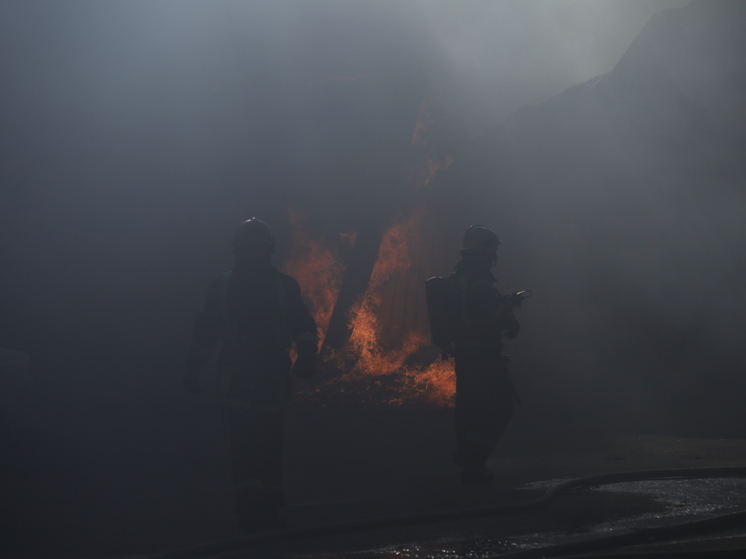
[453, 272, 473, 330]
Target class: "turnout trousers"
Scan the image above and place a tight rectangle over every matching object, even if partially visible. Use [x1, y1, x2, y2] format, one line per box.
[453, 347, 516, 467]
[217, 349, 292, 516]
[223, 408, 286, 516]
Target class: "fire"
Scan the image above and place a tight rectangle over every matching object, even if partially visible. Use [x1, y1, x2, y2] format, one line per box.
[346, 212, 421, 376]
[284, 95, 461, 408]
[403, 358, 457, 408]
[344, 211, 456, 406]
[284, 208, 456, 407]
[282, 209, 348, 345]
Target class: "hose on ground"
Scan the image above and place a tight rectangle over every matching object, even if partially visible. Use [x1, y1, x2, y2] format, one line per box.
[492, 506, 746, 559]
[524, 546, 746, 559]
[140, 465, 746, 559]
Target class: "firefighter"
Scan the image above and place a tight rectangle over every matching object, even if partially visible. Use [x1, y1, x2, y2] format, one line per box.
[182, 218, 318, 531]
[450, 225, 520, 485]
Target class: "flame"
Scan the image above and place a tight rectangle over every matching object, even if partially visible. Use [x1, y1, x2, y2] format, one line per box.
[347, 212, 420, 375]
[403, 358, 457, 408]
[285, 95, 462, 408]
[344, 211, 456, 406]
[284, 209, 456, 407]
[282, 209, 347, 345]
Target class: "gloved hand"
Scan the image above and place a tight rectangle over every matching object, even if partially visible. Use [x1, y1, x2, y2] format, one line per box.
[182, 370, 201, 394]
[292, 341, 317, 378]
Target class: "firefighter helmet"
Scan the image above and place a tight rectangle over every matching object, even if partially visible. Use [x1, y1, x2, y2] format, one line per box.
[461, 225, 501, 256]
[231, 218, 276, 253]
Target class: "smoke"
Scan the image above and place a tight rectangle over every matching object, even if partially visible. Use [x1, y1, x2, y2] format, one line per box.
[417, 0, 690, 128]
[0, 0, 709, 433]
[9, 1, 746, 552]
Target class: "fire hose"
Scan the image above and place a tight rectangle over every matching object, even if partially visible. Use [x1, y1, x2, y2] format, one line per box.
[139, 466, 746, 559]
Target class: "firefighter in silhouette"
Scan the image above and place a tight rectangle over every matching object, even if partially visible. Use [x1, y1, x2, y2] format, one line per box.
[183, 218, 318, 530]
[448, 225, 520, 485]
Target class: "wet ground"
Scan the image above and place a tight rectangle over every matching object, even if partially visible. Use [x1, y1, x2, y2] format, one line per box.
[4, 403, 746, 558]
[309, 477, 746, 559]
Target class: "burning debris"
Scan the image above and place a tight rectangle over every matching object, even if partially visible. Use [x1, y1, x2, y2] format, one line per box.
[283, 209, 349, 345]
[344, 211, 456, 406]
[281, 95, 461, 407]
[284, 209, 456, 408]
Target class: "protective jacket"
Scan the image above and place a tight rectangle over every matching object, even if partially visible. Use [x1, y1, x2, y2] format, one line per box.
[186, 264, 317, 411]
[449, 255, 520, 473]
[451, 260, 519, 351]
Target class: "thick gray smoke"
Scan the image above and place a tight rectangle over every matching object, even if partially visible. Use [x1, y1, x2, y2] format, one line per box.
[442, 0, 746, 442]
[420, 0, 689, 126]
[0, 0, 691, 408]
[3, 0, 742, 448]
[5, 0, 746, 555]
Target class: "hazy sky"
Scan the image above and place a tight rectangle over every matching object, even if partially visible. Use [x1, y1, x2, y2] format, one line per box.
[1, 1, 691, 136]
[421, 0, 691, 124]
[0, 0, 694, 358]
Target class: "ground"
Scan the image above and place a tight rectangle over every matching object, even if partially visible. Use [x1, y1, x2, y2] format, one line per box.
[4, 402, 746, 559]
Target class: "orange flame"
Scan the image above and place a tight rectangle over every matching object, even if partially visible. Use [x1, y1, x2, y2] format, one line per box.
[345, 211, 456, 406]
[285, 95, 461, 407]
[282, 209, 348, 345]
[284, 209, 456, 407]
[403, 358, 457, 408]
